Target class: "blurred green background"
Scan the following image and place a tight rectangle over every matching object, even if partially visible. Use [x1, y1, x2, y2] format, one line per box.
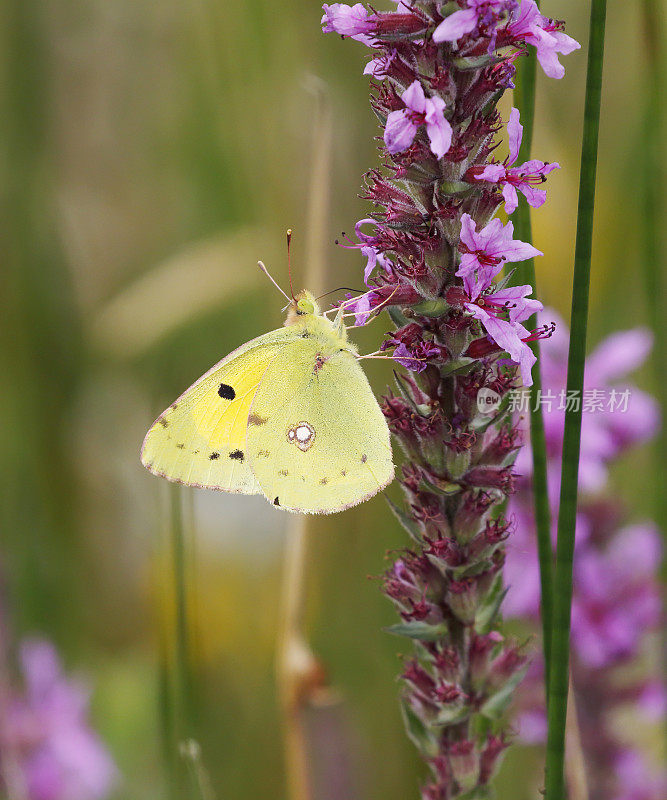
[1, 1, 663, 798]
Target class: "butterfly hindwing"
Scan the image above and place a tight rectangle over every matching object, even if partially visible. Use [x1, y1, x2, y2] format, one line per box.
[246, 336, 394, 513]
[141, 329, 293, 492]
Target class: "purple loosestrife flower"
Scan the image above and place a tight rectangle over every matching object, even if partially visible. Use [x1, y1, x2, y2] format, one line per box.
[1, 639, 117, 800]
[323, 4, 577, 797]
[321, 3, 375, 44]
[503, 0, 581, 79]
[385, 81, 452, 159]
[433, 1, 512, 44]
[467, 108, 560, 214]
[447, 217, 545, 386]
[449, 279, 544, 387]
[456, 213, 542, 296]
[504, 320, 665, 800]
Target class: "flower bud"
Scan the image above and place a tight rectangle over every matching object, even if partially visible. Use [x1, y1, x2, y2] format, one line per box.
[448, 740, 480, 793]
[447, 578, 478, 625]
[479, 736, 508, 784]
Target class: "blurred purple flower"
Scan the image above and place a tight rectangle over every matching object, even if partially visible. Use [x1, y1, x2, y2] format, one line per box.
[513, 311, 660, 491]
[467, 108, 560, 213]
[615, 750, 667, 800]
[384, 81, 452, 159]
[2, 639, 117, 800]
[504, 317, 664, 799]
[572, 524, 662, 668]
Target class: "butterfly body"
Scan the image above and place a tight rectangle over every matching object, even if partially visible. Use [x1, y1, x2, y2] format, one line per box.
[141, 291, 394, 514]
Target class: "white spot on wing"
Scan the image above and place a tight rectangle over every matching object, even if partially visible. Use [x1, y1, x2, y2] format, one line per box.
[286, 421, 315, 452]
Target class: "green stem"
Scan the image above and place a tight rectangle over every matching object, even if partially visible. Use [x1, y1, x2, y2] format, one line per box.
[640, 0, 666, 537]
[545, 2, 607, 799]
[513, 23, 554, 696]
[170, 485, 196, 798]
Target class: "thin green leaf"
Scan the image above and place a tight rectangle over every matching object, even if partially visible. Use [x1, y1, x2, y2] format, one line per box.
[433, 704, 470, 726]
[385, 620, 449, 641]
[400, 699, 439, 758]
[480, 661, 530, 721]
[545, 3, 607, 799]
[474, 572, 509, 634]
[385, 495, 424, 543]
[640, 0, 667, 536]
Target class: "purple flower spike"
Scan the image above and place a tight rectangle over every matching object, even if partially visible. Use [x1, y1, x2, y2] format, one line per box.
[467, 108, 559, 213]
[324, 4, 580, 796]
[321, 3, 375, 45]
[385, 81, 453, 159]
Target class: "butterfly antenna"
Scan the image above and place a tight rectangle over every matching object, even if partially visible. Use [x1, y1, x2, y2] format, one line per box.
[257, 261, 292, 304]
[286, 228, 296, 301]
[315, 287, 365, 301]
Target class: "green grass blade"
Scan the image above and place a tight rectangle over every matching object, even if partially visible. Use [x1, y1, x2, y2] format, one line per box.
[640, 0, 666, 535]
[513, 20, 554, 695]
[169, 485, 197, 798]
[545, 2, 608, 798]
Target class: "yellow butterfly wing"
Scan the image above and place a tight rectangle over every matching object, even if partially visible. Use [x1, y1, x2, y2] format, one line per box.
[245, 336, 394, 514]
[141, 329, 293, 492]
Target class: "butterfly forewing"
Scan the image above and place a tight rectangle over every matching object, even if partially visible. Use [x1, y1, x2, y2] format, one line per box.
[246, 338, 394, 513]
[141, 330, 292, 492]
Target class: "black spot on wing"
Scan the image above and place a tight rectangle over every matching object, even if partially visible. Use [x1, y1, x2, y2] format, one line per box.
[209, 452, 220, 460]
[361, 454, 367, 463]
[273, 496, 280, 506]
[229, 449, 244, 461]
[218, 383, 236, 400]
[176, 443, 185, 449]
[319, 477, 328, 485]
[158, 418, 169, 428]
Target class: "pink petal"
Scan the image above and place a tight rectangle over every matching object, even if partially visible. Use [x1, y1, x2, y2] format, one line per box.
[432, 8, 479, 43]
[363, 56, 384, 76]
[586, 328, 653, 382]
[456, 253, 483, 297]
[507, 107, 523, 164]
[520, 184, 547, 208]
[459, 212, 477, 251]
[350, 294, 371, 326]
[476, 164, 506, 182]
[384, 109, 417, 154]
[425, 108, 452, 158]
[534, 40, 565, 78]
[466, 305, 536, 386]
[553, 31, 581, 57]
[502, 184, 519, 214]
[401, 80, 427, 114]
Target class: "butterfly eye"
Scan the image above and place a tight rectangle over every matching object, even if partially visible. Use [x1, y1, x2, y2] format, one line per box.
[297, 297, 314, 315]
